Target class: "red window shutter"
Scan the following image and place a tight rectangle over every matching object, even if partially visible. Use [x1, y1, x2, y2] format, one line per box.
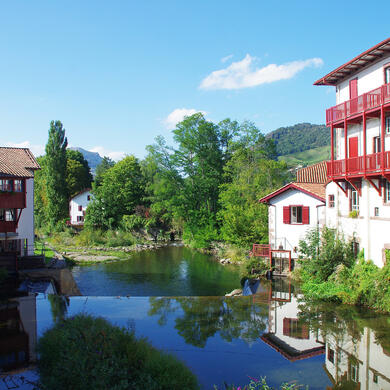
[283, 206, 290, 224]
[302, 206, 309, 224]
[283, 318, 290, 336]
[349, 78, 358, 99]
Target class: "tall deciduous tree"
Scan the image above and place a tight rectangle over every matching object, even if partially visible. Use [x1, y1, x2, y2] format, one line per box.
[45, 120, 68, 227]
[66, 149, 93, 197]
[94, 156, 115, 187]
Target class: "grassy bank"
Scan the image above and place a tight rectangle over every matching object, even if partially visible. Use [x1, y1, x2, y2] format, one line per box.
[37, 314, 199, 390]
[295, 227, 390, 313]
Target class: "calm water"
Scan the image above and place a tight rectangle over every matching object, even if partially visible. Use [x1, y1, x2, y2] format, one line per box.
[3, 279, 390, 389]
[71, 246, 241, 296]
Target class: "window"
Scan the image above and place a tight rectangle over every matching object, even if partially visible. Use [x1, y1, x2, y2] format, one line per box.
[385, 181, 390, 203]
[87, 195, 91, 201]
[350, 188, 359, 212]
[373, 136, 381, 153]
[328, 194, 335, 208]
[282, 318, 309, 339]
[0, 179, 12, 192]
[77, 216, 84, 222]
[0, 209, 16, 221]
[328, 348, 335, 364]
[386, 116, 390, 135]
[283, 206, 309, 224]
[14, 180, 22, 192]
[374, 207, 379, 216]
[350, 363, 359, 382]
[373, 373, 378, 383]
[78, 205, 82, 212]
[291, 206, 302, 224]
[385, 66, 390, 84]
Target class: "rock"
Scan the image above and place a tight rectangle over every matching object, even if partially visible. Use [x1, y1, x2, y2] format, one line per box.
[225, 289, 242, 297]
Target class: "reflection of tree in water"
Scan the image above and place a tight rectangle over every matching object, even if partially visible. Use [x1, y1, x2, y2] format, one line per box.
[148, 297, 268, 347]
[48, 294, 69, 323]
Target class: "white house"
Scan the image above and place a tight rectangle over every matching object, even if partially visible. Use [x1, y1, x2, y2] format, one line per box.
[258, 162, 327, 273]
[0, 147, 40, 259]
[69, 189, 92, 225]
[315, 37, 390, 267]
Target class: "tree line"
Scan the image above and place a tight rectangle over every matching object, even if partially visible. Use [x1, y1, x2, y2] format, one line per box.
[35, 114, 289, 248]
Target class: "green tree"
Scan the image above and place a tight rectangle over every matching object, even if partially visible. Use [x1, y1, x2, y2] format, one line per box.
[34, 155, 48, 228]
[66, 149, 92, 197]
[85, 155, 145, 229]
[45, 120, 68, 227]
[94, 156, 115, 187]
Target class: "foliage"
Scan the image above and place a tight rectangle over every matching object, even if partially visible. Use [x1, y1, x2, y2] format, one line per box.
[73, 228, 136, 247]
[34, 155, 48, 227]
[66, 149, 92, 198]
[216, 377, 305, 390]
[299, 227, 355, 281]
[85, 155, 145, 229]
[240, 257, 269, 279]
[94, 156, 115, 187]
[0, 268, 8, 284]
[266, 122, 330, 156]
[37, 314, 199, 390]
[279, 145, 330, 167]
[45, 120, 69, 227]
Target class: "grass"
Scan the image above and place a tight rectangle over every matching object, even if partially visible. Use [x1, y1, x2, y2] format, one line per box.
[37, 313, 199, 390]
[34, 240, 56, 263]
[279, 145, 330, 167]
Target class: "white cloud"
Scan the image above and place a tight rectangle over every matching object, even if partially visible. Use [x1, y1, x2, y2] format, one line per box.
[89, 146, 125, 161]
[1, 140, 45, 157]
[163, 108, 207, 129]
[221, 54, 233, 63]
[199, 54, 324, 90]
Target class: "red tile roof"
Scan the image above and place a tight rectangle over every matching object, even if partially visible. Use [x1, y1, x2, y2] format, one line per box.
[314, 38, 390, 86]
[0, 147, 40, 178]
[295, 161, 327, 184]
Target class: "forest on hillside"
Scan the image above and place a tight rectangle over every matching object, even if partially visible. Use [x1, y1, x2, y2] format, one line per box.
[266, 123, 330, 156]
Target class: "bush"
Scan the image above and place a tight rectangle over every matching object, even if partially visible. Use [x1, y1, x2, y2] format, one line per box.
[37, 314, 199, 390]
[216, 377, 303, 389]
[240, 257, 269, 279]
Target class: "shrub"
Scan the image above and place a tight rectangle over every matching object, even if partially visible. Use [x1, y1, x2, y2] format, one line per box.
[216, 377, 303, 389]
[240, 257, 269, 279]
[37, 314, 199, 390]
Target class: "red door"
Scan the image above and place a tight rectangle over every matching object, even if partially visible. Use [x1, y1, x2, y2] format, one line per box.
[349, 78, 358, 99]
[349, 137, 358, 157]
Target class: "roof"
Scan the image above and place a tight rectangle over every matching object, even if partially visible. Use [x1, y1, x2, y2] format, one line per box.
[259, 161, 327, 203]
[296, 161, 327, 184]
[70, 188, 92, 201]
[0, 147, 40, 178]
[314, 38, 390, 86]
[259, 182, 325, 204]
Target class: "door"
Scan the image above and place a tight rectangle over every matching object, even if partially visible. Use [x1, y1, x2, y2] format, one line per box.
[349, 78, 358, 99]
[348, 137, 359, 173]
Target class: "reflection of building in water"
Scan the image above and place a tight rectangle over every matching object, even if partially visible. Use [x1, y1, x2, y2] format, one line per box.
[324, 328, 390, 389]
[261, 279, 325, 361]
[0, 295, 37, 372]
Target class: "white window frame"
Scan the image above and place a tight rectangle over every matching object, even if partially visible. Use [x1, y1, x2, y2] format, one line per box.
[386, 116, 390, 135]
[386, 181, 390, 203]
[351, 189, 359, 211]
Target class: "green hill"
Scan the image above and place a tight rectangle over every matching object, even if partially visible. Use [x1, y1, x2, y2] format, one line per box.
[279, 145, 331, 167]
[266, 123, 330, 157]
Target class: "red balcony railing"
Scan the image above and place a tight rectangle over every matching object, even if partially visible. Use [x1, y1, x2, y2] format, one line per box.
[327, 151, 390, 177]
[326, 83, 390, 125]
[250, 244, 270, 258]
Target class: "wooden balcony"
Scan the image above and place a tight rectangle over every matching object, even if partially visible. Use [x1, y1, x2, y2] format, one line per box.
[326, 151, 390, 178]
[326, 83, 390, 126]
[0, 221, 17, 233]
[0, 191, 25, 209]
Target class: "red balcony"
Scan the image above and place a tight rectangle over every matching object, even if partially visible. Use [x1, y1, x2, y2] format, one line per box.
[0, 192, 25, 209]
[326, 83, 390, 126]
[0, 221, 17, 233]
[326, 151, 390, 178]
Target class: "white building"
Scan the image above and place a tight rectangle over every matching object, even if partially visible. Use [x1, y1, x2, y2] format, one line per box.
[315, 37, 390, 267]
[69, 189, 92, 225]
[259, 162, 327, 273]
[0, 147, 40, 259]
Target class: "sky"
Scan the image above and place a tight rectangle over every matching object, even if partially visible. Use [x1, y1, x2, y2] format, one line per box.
[0, 1, 389, 160]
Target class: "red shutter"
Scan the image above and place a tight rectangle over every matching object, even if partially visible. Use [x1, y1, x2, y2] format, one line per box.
[302, 206, 309, 224]
[283, 206, 290, 224]
[283, 318, 290, 336]
[349, 78, 358, 99]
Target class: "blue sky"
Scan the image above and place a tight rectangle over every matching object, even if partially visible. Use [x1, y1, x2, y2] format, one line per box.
[0, 1, 388, 160]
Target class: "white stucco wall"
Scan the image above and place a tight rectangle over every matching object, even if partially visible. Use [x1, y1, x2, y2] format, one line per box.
[268, 188, 325, 258]
[336, 55, 390, 105]
[15, 178, 35, 255]
[69, 190, 92, 225]
[326, 180, 390, 267]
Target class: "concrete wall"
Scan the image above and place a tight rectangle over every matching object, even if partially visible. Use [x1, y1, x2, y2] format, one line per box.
[336, 55, 390, 105]
[326, 180, 390, 267]
[268, 189, 325, 258]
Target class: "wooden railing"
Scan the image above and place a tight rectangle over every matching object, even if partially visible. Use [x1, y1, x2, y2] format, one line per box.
[326, 83, 390, 125]
[250, 244, 270, 258]
[327, 151, 390, 177]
